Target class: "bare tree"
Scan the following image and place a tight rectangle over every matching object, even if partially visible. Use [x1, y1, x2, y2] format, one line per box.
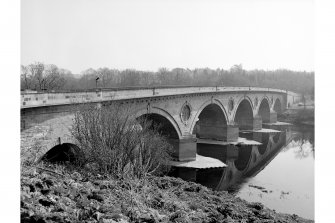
[71, 104, 172, 178]
[21, 65, 31, 90]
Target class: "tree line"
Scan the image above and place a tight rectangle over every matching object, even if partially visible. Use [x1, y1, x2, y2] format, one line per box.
[21, 63, 314, 95]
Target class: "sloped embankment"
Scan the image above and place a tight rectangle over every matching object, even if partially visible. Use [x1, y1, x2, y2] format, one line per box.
[21, 164, 313, 223]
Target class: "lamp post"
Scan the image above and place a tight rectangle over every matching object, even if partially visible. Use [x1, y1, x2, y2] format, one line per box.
[95, 77, 100, 89]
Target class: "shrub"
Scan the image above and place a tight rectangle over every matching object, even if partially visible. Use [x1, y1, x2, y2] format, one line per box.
[21, 141, 44, 167]
[71, 103, 173, 179]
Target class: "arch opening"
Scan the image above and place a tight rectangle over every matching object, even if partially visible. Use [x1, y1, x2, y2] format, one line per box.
[234, 146, 252, 171]
[258, 99, 271, 123]
[234, 99, 254, 130]
[41, 143, 84, 164]
[136, 113, 179, 139]
[274, 98, 282, 114]
[193, 104, 228, 140]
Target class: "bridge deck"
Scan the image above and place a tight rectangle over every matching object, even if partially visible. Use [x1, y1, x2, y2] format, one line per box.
[21, 86, 287, 109]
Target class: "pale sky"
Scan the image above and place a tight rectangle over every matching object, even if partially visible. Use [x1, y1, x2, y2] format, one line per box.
[21, 0, 314, 74]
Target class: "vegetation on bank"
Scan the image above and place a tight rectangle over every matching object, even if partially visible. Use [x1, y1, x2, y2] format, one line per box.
[279, 106, 314, 126]
[21, 62, 314, 95]
[21, 162, 313, 223]
[70, 104, 172, 179]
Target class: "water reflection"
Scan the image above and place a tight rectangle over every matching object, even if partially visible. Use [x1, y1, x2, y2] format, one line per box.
[170, 127, 290, 191]
[169, 125, 314, 219]
[196, 129, 288, 192]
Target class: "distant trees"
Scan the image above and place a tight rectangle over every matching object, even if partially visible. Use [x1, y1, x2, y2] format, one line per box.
[20, 62, 314, 95]
[20, 62, 68, 91]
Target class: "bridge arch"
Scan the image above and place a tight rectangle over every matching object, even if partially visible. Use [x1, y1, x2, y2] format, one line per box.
[40, 143, 84, 163]
[135, 107, 182, 139]
[233, 98, 254, 130]
[190, 99, 228, 135]
[258, 97, 271, 123]
[273, 98, 282, 114]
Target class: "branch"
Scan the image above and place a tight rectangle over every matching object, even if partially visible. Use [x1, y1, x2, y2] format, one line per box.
[36, 166, 65, 177]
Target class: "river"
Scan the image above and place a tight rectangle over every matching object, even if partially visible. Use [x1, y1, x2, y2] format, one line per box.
[170, 124, 314, 220]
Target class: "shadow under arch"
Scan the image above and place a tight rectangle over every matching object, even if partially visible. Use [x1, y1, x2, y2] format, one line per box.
[136, 113, 180, 139]
[258, 98, 271, 123]
[233, 98, 254, 130]
[274, 98, 282, 114]
[192, 103, 228, 139]
[135, 107, 182, 139]
[40, 143, 84, 164]
[190, 99, 228, 134]
[196, 167, 227, 190]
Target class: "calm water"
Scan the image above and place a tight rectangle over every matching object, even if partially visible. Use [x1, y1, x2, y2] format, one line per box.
[170, 125, 314, 220]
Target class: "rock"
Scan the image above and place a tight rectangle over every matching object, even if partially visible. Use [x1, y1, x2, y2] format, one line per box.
[183, 184, 202, 192]
[35, 181, 44, 189]
[88, 192, 104, 202]
[169, 210, 190, 223]
[93, 211, 104, 221]
[71, 172, 82, 181]
[46, 215, 65, 223]
[21, 215, 47, 223]
[52, 185, 67, 196]
[29, 184, 35, 192]
[139, 213, 155, 223]
[41, 189, 50, 195]
[248, 202, 264, 211]
[107, 212, 123, 221]
[39, 199, 54, 207]
[43, 178, 54, 187]
[100, 219, 118, 223]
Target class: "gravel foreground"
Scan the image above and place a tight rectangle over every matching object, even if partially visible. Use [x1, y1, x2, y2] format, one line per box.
[21, 164, 313, 223]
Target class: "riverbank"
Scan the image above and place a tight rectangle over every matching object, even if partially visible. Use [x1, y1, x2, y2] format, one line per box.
[279, 104, 314, 126]
[21, 162, 313, 223]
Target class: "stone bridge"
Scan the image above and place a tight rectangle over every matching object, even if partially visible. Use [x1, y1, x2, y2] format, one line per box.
[21, 86, 296, 162]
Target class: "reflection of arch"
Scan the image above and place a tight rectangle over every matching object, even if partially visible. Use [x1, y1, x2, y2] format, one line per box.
[272, 132, 281, 144]
[196, 168, 226, 190]
[41, 143, 84, 163]
[274, 98, 282, 114]
[190, 99, 228, 134]
[135, 107, 182, 139]
[258, 98, 271, 123]
[233, 98, 254, 130]
[258, 133, 270, 155]
[234, 146, 252, 171]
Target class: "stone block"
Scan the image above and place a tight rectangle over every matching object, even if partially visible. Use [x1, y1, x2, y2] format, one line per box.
[269, 112, 277, 123]
[196, 124, 238, 142]
[170, 137, 197, 161]
[253, 115, 262, 131]
[226, 125, 239, 142]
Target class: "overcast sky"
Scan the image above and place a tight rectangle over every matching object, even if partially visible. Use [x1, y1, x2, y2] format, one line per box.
[21, 0, 314, 74]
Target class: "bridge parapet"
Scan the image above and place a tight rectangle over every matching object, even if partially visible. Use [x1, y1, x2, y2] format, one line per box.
[21, 87, 287, 109]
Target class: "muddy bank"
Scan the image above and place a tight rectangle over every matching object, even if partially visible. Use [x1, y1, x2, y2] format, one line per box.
[21, 163, 313, 223]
